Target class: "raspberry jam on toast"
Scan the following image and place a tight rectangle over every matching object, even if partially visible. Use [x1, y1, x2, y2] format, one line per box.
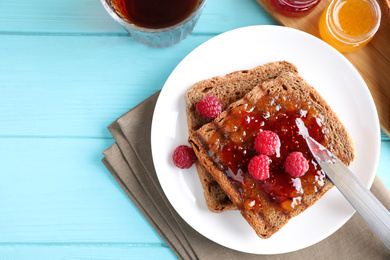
[189, 72, 355, 238]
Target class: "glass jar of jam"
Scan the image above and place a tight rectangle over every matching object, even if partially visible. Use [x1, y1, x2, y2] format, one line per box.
[319, 0, 381, 52]
[270, 0, 321, 17]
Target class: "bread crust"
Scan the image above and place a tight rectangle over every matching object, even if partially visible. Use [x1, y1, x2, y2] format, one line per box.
[188, 72, 355, 238]
[185, 61, 299, 212]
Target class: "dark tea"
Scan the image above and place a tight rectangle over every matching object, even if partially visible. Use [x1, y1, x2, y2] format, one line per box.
[112, 0, 200, 29]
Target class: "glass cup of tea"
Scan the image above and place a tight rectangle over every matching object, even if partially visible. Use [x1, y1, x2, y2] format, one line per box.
[101, 0, 208, 48]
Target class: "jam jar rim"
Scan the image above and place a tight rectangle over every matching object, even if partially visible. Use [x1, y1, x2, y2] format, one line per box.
[276, 0, 321, 8]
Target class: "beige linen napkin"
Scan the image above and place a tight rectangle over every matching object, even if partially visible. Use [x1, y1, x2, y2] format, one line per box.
[102, 92, 390, 260]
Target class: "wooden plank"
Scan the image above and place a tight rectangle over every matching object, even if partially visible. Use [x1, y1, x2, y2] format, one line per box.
[0, 138, 388, 244]
[379, 139, 390, 185]
[0, 0, 124, 33]
[0, 0, 276, 34]
[0, 245, 177, 260]
[0, 34, 212, 137]
[1, 31, 389, 142]
[0, 138, 163, 243]
[256, 0, 390, 137]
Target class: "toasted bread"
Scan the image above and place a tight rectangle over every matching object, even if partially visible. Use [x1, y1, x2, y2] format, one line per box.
[185, 61, 299, 212]
[188, 72, 355, 238]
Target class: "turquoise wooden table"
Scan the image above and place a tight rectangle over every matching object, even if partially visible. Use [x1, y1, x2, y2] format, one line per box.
[0, 0, 389, 259]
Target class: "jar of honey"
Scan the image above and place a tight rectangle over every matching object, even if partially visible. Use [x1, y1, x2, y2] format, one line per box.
[319, 0, 381, 52]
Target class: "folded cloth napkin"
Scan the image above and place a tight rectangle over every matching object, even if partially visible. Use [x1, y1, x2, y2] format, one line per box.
[102, 92, 390, 260]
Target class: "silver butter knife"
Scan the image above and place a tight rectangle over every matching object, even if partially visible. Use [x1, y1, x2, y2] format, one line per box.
[305, 136, 390, 250]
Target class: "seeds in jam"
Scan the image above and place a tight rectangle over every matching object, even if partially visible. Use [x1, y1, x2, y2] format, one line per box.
[207, 93, 327, 214]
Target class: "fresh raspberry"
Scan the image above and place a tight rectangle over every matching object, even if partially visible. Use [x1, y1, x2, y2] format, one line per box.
[248, 155, 270, 181]
[254, 130, 280, 156]
[172, 145, 196, 169]
[285, 152, 309, 177]
[196, 95, 222, 119]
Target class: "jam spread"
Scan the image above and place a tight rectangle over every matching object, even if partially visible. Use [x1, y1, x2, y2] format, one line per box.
[206, 93, 328, 214]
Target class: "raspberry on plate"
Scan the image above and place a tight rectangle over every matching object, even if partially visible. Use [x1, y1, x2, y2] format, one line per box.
[196, 95, 222, 119]
[285, 152, 309, 177]
[248, 155, 270, 180]
[254, 130, 280, 156]
[172, 145, 196, 169]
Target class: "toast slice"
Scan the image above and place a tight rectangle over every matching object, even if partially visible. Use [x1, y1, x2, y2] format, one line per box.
[188, 72, 355, 238]
[185, 61, 299, 212]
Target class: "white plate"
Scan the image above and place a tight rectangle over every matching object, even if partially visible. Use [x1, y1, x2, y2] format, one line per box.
[151, 25, 380, 254]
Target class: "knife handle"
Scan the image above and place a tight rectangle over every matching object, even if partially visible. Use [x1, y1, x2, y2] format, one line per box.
[321, 159, 390, 250]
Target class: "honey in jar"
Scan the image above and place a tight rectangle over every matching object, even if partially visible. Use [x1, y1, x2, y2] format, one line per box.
[319, 0, 381, 52]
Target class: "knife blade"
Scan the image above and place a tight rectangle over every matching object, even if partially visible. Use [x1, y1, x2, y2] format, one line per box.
[305, 136, 390, 250]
